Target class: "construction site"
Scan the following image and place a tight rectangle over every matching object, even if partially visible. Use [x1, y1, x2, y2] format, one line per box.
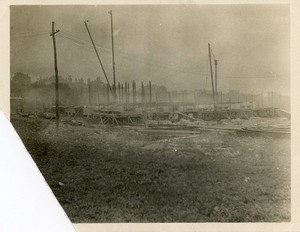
[10, 5, 290, 223]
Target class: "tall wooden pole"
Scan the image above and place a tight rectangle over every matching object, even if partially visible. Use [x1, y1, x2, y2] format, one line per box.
[118, 82, 121, 103]
[141, 82, 145, 107]
[84, 21, 113, 94]
[108, 10, 117, 101]
[107, 84, 110, 106]
[50, 22, 60, 129]
[220, 91, 223, 109]
[127, 82, 129, 104]
[208, 43, 216, 111]
[121, 84, 124, 104]
[149, 81, 152, 105]
[132, 81, 136, 105]
[214, 59, 218, 103]
[97, 78, 101, 106]
[125, 82, 128, 104]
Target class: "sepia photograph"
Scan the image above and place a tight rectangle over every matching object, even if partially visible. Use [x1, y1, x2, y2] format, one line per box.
[9, 4, 290, 223]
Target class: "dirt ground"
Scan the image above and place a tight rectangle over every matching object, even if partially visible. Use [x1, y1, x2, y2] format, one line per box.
[11, 116, 290, 222]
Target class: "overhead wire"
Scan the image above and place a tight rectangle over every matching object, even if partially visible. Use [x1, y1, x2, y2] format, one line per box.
[60, 30, 210, 76]
[11, 32, 49, 41]
[11, 30, 49, 36]
[58, 32, 282, 79]
[11, 29, 283, 80]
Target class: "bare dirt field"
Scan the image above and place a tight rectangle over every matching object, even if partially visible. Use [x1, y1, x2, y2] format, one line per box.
[11, 116, 290, 222]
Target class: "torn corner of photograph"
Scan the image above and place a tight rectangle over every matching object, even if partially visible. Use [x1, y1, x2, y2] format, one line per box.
[0, 109, 76, 232]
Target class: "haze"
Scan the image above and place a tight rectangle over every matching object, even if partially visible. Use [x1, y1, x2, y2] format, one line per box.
[10, 4, 290, 95]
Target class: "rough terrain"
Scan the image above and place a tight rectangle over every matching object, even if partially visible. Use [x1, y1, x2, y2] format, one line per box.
[11, 116, 290, 222]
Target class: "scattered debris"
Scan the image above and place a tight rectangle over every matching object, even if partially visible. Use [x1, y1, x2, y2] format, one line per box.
[41, 112, 55, 119]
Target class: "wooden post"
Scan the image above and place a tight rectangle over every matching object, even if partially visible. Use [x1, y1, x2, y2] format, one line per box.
[121, 84, 124, 104]
[220, 91, 223, 110]
[125, 82, 128, 104]
[107, 84, 110, 106]
[97, 79, 100, 106]
[141, 82, 145, 107]
[108, 10, 117, 101]
[135, 81, 137, 105]
[50, 22, 60, 129]
[214, 59, 218, 107]
[208, 43, 216, 111]
[132, 81, 136, 105]
[84, 21, 113, 94]
[149, 81, 152, 105]
[127, 82, 130, 104]
[118, 82, 121, 103]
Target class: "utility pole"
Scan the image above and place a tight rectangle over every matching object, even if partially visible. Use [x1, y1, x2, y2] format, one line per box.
[84, 21, 113, 94]
[118, 82, 121, 103]
[149, 81, 152, 105]
[125, 82, 128, 105]
[220, 91, 223, 109]
[127, 82, 130, 104]
[107, 84, 110, 106]
[132, 81, 136, 106]
[108, 10, 117, 101]
[208, 43, 216, 111]
[141, 82, 145, 108]
[50, 21, 60, 129]
[214, 59, 218, 101]
[121, 84, 124, 104]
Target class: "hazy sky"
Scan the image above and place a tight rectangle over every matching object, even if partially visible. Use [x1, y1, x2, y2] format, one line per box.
[10, 5, 290, 95]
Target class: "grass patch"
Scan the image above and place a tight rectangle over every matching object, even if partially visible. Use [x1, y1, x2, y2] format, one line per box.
[11, 116, 290, 222]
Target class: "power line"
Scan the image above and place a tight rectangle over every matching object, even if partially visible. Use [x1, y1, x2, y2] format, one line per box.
[11, 32, 49, 41]
[57, 34, 86, 46]
[56, 33, 284, 80]
[60, 31, 111, 52]
[13, 29, 283, 81]
[58, 31, 206, 76]
[60, 30, 209, 74]
[11, 30, 49, 36]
